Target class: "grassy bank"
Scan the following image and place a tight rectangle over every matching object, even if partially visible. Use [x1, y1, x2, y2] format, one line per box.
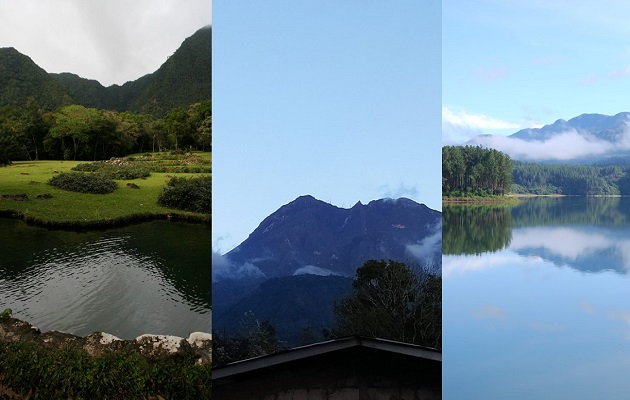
[0, 341, 210, 399]
[442, 195, 520, 205]
[0, 152, 210, 228]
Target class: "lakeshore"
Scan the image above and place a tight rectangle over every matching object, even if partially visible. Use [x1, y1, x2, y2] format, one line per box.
[442, 195, 520, 205]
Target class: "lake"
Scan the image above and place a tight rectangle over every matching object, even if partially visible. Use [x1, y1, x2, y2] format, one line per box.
[0, 219, 211, 339]
[443, 197, 630, 399]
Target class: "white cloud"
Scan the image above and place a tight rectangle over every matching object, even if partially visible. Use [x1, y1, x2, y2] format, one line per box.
[443, 107, 522, 131]
[293, 265, 340, 276]
[378, 183, 419, 200]
[471, 128, 630, 161]
[0, 0, 211, 86]
[442, 107, 531, 145]
[406, 220, 442, 265]
[212, 252, 266, 282]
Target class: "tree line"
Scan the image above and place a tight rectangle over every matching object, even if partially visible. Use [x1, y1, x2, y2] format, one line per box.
[442, 145, 513, 197]
[512, 161, 630, 195]
[0, 98, 211, 164]
[212, 260, 441, 366]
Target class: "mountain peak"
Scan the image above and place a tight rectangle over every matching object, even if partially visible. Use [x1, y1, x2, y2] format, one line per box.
[225, 196, 441, 277]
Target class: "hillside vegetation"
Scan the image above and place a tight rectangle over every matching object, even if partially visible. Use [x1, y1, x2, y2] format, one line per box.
[442, 145, 513, 197]
[512, 161, 630, 195]
[0, 26, 210, 116]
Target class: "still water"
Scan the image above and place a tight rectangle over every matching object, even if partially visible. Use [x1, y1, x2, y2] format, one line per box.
[443, 197, 630, 399]
[0, 219, 210, 339]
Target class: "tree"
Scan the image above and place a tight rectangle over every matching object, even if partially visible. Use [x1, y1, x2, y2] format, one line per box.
[333, 259, 441, 349]
[212, 311, 283, 367]
[164, 107, 192, 150]
[443, 145, 513, 196]
[47, 105, 104, 160]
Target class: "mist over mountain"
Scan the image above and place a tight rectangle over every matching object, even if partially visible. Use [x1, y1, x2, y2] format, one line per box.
[467, 112, 630, 163]
[0, 26, 210, 115]
[213, 195, 442, 345]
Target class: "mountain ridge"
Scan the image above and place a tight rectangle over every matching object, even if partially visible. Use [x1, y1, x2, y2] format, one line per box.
[224, 195, 441, 278]
[467, 112, 630, 163]
[213, 195, 442, 345]
[0, 26, 210, 115]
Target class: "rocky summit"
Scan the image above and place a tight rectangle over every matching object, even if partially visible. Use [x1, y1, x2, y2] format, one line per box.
[224, 195, 442, 278]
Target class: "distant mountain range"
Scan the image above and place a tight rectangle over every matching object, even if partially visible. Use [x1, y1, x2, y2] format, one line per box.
[467, 112, 630, 164]
[0, 26, 210, 115]
[213, 195, 442, 345]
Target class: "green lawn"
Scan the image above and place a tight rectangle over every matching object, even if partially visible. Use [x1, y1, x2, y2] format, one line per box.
[0, 153, 210, 227]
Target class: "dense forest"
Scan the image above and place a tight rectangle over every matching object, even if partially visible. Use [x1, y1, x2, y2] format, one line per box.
[512, 161, 630, 195]
[0, 26, 210, 117]
[0, 99, 211, 164]
[442, 145, 513, 197]
[443, 145, 630, 196]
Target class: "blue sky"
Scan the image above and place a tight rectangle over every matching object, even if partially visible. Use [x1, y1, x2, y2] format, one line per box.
[443, 0, 630, 145]
[213, 1, 442, 253]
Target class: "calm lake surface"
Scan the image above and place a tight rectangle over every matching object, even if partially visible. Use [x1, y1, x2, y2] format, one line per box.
[0, 219, 210, 339]
[443, 197, 630, 399]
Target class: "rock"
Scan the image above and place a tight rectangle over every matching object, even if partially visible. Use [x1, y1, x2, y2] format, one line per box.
[36, 193, 53, 199]
[135, 334, 192, 359]
[38, 331, 85, 351]
[0, 194, 28, 201]
[0, 317, 40, 342]
[0, 317, 212, 365]
[126, 183, 140, 189]
[187, 332, 212, 364]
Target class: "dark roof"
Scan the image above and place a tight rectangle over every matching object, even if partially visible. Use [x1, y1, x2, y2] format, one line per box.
[212, 335, 441, 380]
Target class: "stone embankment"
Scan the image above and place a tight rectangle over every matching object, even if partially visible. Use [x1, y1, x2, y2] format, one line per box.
[0, 317, 211, 365]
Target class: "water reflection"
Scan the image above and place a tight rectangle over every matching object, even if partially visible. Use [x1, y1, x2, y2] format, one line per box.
[0, 219, 211, 339]
[443, 197, 630, 399]
[444, 197, 630, 274]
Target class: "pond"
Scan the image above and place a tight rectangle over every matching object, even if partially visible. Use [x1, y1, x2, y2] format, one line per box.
[443, 197, 630, 399]
[0, 219, 210, 339]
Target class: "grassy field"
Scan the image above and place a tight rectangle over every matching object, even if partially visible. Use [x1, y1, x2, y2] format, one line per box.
[0, 152, 210, 228]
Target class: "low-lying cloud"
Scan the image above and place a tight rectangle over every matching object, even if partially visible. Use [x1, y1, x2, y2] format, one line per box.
[293, 265, 341, 276]
[212, 251, 266, 282]
[406, 220, 442, 266]
[473, 128, 630, 162]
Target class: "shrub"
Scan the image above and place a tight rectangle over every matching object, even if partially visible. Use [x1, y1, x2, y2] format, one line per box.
[72, 162, 103, 172]
[49, 172, 118, 194]
[72, 163, 151, 180]
[158, 176, 211, 214]
[0, 341, 211, 399]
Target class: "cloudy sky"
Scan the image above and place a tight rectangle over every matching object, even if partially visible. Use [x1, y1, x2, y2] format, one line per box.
[443, 1, 630, 147]
[0, 0, 211, 87]
[212, 1, 441, 253]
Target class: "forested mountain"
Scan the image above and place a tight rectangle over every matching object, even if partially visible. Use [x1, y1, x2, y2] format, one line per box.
[50, 72, 153, 112]
[0, 48, 73, 110]
[129, 26, 211, 115]
[213, 195, 442, 345]
[0, 26, 210, 116]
